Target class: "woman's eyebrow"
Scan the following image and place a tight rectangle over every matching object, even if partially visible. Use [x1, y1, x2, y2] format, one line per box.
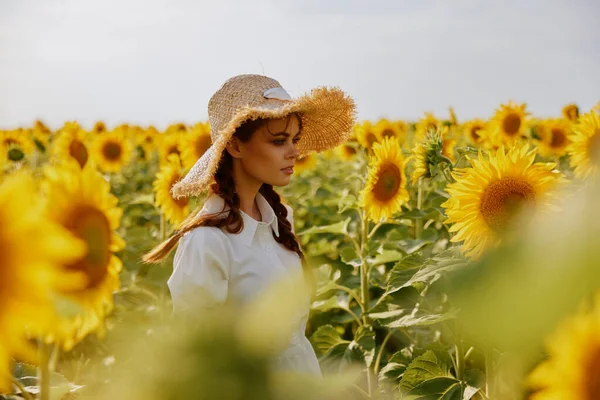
[271, 131, 302, 137]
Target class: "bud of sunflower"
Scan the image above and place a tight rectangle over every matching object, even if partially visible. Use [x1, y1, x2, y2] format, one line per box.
[410, 128, 446, 184]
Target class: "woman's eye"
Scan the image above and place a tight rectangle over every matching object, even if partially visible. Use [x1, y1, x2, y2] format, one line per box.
[273, 140, 285, 145]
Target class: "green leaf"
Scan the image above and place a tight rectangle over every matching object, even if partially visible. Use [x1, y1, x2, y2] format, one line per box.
[383, 308, 458, 329]
[340, 246, 361, 267]
[338, 193, 358, 213]
[386, 249, 467, 296]
[124, 193, 155, 205]
[400, 351, 455, 393]
[405, 377, 462, 400]
[378, 349, 412, 388]
[354, 325, 376, 367]
[297, 217, 351, 236]
[310, 325, 348, 354]
[370, 249, 404, 265]
[312, 295, 343, 313]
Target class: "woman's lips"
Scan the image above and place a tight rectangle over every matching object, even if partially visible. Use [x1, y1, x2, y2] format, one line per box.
[281, 167, 294, 175]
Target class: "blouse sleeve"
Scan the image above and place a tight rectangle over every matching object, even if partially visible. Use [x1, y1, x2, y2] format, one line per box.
[167, 227, 230, 315]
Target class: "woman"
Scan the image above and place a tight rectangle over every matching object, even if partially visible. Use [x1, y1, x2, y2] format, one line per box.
[143, 74, 356, 376]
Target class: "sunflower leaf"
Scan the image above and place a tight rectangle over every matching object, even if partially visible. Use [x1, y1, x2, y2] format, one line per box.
[297, 217, 351, 236]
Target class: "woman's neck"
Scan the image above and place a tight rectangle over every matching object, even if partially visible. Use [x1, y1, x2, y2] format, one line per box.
[232, 162, 263, 221]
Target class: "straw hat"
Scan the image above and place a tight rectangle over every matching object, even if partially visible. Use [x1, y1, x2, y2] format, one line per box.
[170, 74, 357, 199]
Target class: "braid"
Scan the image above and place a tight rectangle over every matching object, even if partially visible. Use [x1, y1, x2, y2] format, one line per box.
[212, 152, 244, 234]
[259, 184, 315, 292]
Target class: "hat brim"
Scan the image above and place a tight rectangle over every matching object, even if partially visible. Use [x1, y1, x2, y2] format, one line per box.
[171, 86, 356, 199]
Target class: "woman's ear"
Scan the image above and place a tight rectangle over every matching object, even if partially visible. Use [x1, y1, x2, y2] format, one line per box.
[225, 137, 243, 159]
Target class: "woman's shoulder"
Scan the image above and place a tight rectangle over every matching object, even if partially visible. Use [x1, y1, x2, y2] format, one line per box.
[181, 225, 229, 246]
[180, 226, 231, 251]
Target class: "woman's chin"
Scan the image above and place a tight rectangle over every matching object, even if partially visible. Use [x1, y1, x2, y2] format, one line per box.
[267, 176, 292, 187]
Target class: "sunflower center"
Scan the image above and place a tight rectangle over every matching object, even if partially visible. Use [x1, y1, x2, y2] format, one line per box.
[169, 177, 189, 208]
[195, 135, 212, 159]
[470, 127, 482, 141]
[480, 177, 536, 233]
[69, 139, 89, 168]
[382, 129, 395, 138]
[502, 113, 522, 137]
[550, 128, 567, 148]
[63, 206, 111, 290]
[343, 145, 357, 157]
[102, 141, 122, 161]
[589, 129, 600, 165]
[8, 147, 24, 161]
[373, 163, 401, 202]
[366, 133, 378, 148]
[583, 347, 600, 399]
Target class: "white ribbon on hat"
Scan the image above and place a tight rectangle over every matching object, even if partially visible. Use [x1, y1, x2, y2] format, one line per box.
[263, 87, 292, 101]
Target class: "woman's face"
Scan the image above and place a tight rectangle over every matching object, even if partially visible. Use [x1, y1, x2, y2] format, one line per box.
[231, 114, 302, 187]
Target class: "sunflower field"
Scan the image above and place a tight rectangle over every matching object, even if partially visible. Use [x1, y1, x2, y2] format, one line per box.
[1, 101, 600, 400]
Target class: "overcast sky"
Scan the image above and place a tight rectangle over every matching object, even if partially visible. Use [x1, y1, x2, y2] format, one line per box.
[1, 0, 598, 130]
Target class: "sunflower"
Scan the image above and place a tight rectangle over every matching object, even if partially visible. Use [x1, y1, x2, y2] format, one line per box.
[441, 145, 564, 258]
[154, 159, 190, 225]
[181, 122, 212, 169]
[32, 120, 53, 149]
[336, 132, 359, 161]
[165, 123, 188, 135]
[374, 119, 407, 145]
[360, 136, 410, 222]
[410, 130, 444, 184]
[0, 172, 86, 391]
[462, 119, 487, 146]
[91, 127, 133, 173]
[0, 129, 36, 166]
[562, 103, 579, 122]
[293, 153, 317, 174]
[42, 164, 125, 350]
[567, 111, 600, 179]
[92, 121, 108, 134]
[51, 126, 91, 169]
[488, 101, 529, 146]
[355, 121, 380, 150]
[528, 294, 600, 400]
[536, 119, 572, 158]
[158, 133, 184, 167]
[449, 107, 458, 127]
[135, 126, 159, 160]
[442, 136, 457, 162]
[415, 112, 440, 139]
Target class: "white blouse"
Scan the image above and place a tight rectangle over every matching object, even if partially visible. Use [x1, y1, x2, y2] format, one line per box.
[167, 192, 322, 377]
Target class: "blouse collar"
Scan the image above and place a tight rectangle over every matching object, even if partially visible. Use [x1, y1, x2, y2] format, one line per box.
[201, 192, 280, 247]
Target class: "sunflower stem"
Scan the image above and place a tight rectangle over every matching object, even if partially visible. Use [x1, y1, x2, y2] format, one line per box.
[373, 329, 394, 376]
[12, 377, 34, 400]
[415, 178, 424, 239]
[441, 166, 455, 183]
[48, 343, 59, 372]
[485, 346, 495, 399]
[454, 323, 465, 381]
[333, 284, 364, 313]
[359, 209, 373, 397]
[439, 155, 455, 169]
[38, 341, 50, 400]
[160, 212, 166, 242]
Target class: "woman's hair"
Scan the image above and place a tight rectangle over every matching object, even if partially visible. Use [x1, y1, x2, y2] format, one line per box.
[142, 114, 314, 288]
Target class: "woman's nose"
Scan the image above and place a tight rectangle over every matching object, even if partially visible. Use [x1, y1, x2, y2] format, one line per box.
[288, 143, 300, 158]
